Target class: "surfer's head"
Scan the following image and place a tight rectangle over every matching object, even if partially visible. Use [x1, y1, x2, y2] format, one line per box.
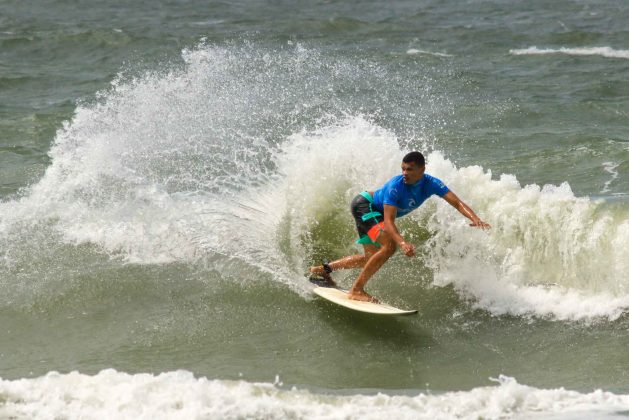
[401, 151, 425, 184]
[402, 151, 425, 167]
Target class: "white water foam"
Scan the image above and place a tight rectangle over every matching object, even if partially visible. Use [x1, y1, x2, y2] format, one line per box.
[1, 370, 628, 420]
[509, 46, 629, 60]
[406, 49, 453, 58]
[415, 152, 629, 321]
[602, 162, 619, 194]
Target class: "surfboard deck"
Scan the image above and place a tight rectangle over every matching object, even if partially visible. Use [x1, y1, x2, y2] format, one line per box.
[312, 286, 418, 316]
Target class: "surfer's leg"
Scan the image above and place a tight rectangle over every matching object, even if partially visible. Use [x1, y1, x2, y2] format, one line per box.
[348, 232, 396, 302]
[309, 244, 377, 276]
[310, 192, 380, 283]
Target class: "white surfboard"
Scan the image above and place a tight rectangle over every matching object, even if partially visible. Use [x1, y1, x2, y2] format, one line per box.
[312, 287, 418, 316]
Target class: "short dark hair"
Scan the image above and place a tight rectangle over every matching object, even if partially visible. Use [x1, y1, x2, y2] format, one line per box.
[402, 151, 425, 166]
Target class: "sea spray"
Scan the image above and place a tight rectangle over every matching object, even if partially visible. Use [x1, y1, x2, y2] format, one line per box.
[0, 42, 441, 302]
[417, 152, 629, 320]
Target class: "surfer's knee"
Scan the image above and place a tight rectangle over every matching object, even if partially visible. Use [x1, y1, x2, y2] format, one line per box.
[383, 243, 396, 258]
[376, 239, 396, 259]
[378, 234, 396, 257]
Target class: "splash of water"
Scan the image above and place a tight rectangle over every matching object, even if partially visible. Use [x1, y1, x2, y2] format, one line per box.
[1, 41, 628, 320]
[416, 152, 629, 320]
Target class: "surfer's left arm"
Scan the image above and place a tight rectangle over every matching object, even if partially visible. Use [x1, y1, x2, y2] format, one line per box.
[442, 191, 490, 229]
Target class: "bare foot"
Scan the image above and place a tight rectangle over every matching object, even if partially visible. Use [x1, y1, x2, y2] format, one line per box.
[348, 290, 379, 303]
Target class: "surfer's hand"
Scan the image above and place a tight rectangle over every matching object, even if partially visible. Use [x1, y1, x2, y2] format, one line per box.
[399, 241, 415, 257]
[470, 220, 491, 229]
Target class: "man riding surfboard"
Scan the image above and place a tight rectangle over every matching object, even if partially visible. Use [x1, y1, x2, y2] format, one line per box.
[310, 151, 490, 303]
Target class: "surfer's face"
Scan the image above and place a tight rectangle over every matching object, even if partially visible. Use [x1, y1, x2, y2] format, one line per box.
[401, 162, 425, 185]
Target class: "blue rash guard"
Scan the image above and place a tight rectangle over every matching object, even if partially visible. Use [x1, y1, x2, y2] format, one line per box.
[372, 174, 450, 217]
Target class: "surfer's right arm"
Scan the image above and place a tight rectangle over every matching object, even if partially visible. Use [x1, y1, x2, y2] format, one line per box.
[383, 204, 415, 257]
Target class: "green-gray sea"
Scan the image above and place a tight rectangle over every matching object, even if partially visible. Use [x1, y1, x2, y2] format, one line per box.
[1, 1, 628, 418]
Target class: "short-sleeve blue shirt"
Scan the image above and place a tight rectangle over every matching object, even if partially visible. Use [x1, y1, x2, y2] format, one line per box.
[372, 174, 449, 218]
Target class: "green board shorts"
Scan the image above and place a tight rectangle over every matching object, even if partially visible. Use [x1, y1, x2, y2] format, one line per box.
[351, 192, 385, 247]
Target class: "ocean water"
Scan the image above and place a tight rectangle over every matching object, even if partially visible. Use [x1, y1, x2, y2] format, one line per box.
[1, 0, 629, 418]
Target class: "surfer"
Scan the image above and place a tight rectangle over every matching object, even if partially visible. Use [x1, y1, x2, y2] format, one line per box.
[310, 151, 490, 303]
